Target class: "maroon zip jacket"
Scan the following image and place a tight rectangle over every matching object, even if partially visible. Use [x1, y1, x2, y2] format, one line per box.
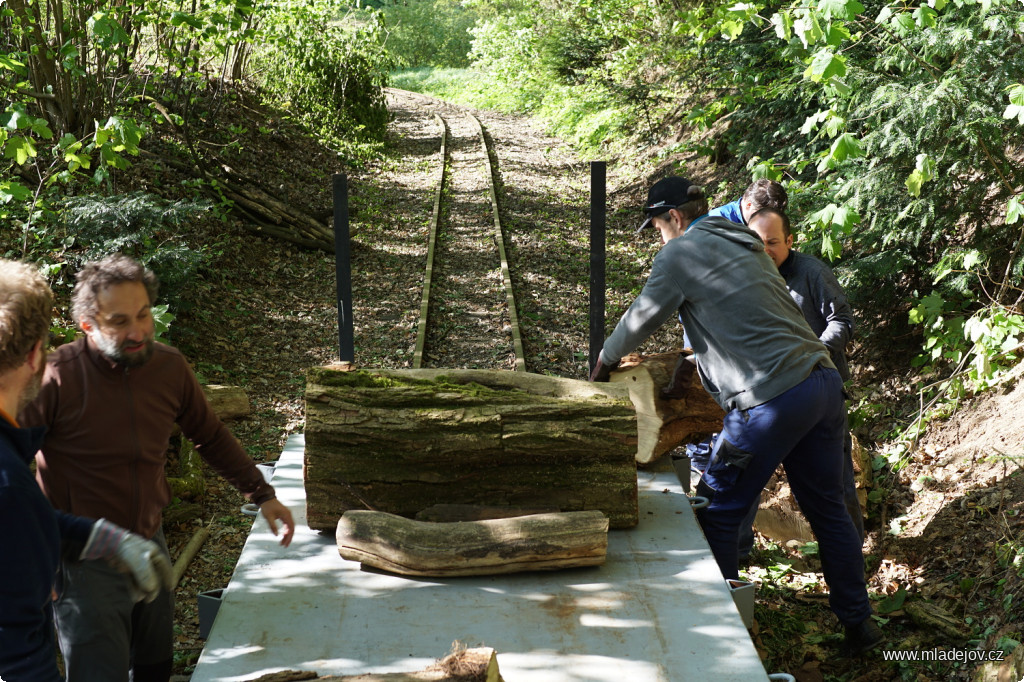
[19, 336, 275, 539]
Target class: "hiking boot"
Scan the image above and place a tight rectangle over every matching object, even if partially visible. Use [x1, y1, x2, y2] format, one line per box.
[843, 618, 883, 655]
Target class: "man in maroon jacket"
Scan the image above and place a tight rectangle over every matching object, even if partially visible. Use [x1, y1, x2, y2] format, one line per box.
[20, 254, 295, 682]
[2, 258, 172, 682]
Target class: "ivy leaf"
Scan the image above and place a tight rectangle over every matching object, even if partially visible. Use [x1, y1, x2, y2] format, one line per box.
[929, 0, 947, 10]
[721, 19, 745, 39]
[817, 0, 865, 21]
[831, 133, 862, 161]
[801, 110, 829, 135]
[793, 10, 824, 48]
[1007, 195, 1024, 225]
[771, 11, 793, 40]
[818, 132, 862, 169]
[824, 23, 852, 47]
[1004, 84, 1024, 124]
[905, 153, 935, 197]
[3, 135, 37, 164]
[913, 5, 938, 28]
[0, 180, 32, 203]
[805, 49, 847, 82]
[962, 250, 983, 271]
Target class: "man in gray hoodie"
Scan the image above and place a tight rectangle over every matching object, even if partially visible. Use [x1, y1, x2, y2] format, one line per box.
[591, 176, 881, 654]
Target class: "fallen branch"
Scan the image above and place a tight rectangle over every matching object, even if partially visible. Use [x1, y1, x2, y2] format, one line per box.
[172, 523, 211, 589]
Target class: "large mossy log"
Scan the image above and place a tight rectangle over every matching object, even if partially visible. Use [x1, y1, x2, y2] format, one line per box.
[337, 510, 609, 577]
[304, 368, 638, 531]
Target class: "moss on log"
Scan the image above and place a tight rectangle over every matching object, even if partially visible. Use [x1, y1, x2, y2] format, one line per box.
[304, 368, 638, 530]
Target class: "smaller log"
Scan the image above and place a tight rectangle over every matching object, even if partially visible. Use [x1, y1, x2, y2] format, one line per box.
[337, 510, 609, 577]
[201, 384, 251, 420]
[246, 647, 502, 682]
[172, 524, 211, 588]
[167, 440, 206, 500]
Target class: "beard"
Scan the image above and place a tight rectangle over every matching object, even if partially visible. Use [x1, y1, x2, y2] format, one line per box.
[93, 332, 155, 368]
[17, 351, 47, 413]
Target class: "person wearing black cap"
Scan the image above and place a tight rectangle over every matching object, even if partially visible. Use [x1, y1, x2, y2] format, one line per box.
[590, 176, 882, 654]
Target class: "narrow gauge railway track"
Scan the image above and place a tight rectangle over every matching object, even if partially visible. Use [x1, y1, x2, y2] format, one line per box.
[394, 90, 526, 371]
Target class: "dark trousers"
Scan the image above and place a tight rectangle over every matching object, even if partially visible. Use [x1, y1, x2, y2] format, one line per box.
[736, 424, 865, 555]
[54, 529, 174, 682]
[696, 367, 872, 626]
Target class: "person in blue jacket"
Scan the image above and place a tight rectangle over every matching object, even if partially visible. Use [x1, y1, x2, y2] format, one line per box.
[591, 176, 882, 654]
[708, 177, 788, 226]
[0, 258, 172, 682]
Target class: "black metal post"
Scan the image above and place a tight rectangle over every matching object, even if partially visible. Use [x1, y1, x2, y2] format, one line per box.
[333, 174, 354, 364]
[589, 161, 606, 374]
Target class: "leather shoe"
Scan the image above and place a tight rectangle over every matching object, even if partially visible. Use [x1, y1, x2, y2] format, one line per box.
[843, 618, 883, 655]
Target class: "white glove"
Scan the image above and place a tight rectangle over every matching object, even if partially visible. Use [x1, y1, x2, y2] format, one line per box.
[81, 518, 174, 603]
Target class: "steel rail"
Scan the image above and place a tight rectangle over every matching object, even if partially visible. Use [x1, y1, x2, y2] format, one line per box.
[408, 101, 526, 372]
[469, 113, 526, 372]
[412, 113, 448, 369]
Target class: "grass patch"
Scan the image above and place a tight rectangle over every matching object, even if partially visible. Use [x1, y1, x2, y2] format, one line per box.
[390, 67, 634, 156]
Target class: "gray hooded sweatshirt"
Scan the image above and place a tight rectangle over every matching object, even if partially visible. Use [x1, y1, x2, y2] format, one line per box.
[600, 216, 833, 412]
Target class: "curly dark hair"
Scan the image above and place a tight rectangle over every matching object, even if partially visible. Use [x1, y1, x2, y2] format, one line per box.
[71, 254, 159, 326]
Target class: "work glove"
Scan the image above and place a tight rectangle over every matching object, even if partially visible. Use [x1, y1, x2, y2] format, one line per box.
[80, 518, 174, 603]
[589, 357, 620, 382]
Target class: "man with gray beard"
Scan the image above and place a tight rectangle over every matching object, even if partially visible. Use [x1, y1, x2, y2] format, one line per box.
[20, 254, 295, 682]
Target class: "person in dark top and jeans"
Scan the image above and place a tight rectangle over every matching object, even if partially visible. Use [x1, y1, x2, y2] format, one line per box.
[591, 176, 881, 654]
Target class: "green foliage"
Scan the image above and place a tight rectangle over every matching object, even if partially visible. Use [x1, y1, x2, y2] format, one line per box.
[377, 0, 477, 68]
[2, 0, 394, 245]
[251, 0, 392, 152]
[60, 191, 212, 314]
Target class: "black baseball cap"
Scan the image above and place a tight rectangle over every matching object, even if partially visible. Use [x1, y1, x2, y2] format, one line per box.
[636, 176, 700, 233]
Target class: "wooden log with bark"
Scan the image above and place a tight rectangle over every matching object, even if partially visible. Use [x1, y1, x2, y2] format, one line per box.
[610, 352, 725, 464]
[304, 367, 639, 531]
[336, 510, 608, 577]
[201, 384, 251, 420]
[246, 646, 503, 682]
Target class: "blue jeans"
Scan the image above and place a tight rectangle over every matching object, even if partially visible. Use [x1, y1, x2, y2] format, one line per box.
[695, 367, 872, 626]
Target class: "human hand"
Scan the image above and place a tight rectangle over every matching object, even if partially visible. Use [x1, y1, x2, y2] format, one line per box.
[260, 498, 295, 547]
[589, 357, 620, 382]
[81, 519, 174, 603]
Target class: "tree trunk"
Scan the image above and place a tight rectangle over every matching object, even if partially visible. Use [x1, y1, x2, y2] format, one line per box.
[304, 367, 639, 530]
[336, 510, 608, 577]
[610, 352, 724, 464]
